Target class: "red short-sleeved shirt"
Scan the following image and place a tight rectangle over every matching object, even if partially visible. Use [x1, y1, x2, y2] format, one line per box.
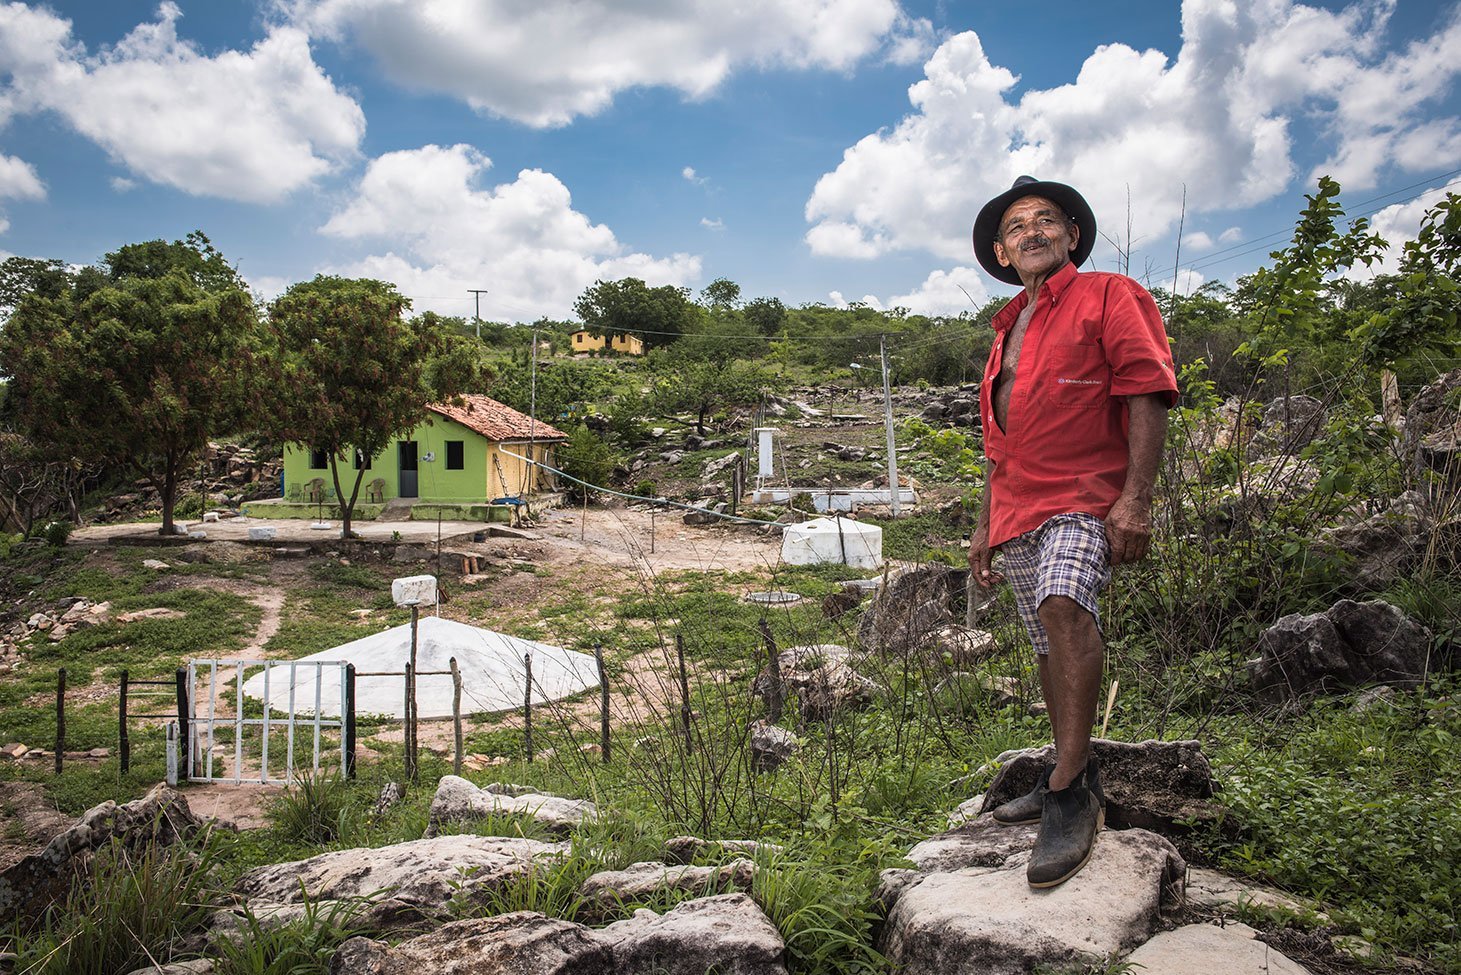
[979, 262, 1177, 548]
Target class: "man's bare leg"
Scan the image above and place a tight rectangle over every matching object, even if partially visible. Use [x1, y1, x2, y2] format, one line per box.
[1036, 654, 1060, 747]
[1037, 595, 1103, 791]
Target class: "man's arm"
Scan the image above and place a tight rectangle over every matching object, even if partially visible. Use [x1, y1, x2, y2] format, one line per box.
[969, 459, 1004, 587]
[1105, 393, 1169, 566]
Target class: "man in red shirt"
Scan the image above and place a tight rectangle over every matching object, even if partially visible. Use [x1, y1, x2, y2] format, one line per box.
[969, 177, 1177, 888]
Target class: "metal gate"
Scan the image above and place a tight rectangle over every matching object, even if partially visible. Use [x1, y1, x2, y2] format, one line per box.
[186, 659, 356, 785]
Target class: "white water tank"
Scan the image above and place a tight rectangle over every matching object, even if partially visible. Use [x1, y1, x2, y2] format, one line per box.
[780, 517, 883, 569]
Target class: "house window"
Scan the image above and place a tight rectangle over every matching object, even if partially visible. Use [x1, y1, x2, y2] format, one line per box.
[446, 440, 464, 470]
[354, 448, 367, 470]
[309, 446, 329, 470]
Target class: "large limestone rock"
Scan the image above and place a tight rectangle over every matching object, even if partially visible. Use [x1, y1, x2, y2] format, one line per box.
[749, 721, 798, 772]
[225, 834, 566, 932]
[1403, 365, 1461, 485]
[0, 783, 207, 921]
[330, 913, 612, 974]
[579, 859, 755, 912]
[1312, 492, 1432, 592]
[880, 817, 1185, 975]
[596, 893, 788, 975]
[1185, 867, 1319, 919]
[978, 739, 1220, 834]
[426, 775, 596, 836]
[751, 644, 877, 719]
[1124, 921, 1313, 974]
[858, 563, 967, 655]
[1254, 395, 1327, 457]
[123, 963, 215, 975]
[1249, 599, 1433, 703]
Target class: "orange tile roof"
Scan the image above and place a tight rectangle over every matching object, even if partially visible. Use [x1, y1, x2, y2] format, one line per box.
[427, 394, 569, 442]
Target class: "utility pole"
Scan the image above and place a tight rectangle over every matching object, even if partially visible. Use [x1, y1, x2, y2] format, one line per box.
[468, 289, 488, 338]
[880, 334, 901, 517]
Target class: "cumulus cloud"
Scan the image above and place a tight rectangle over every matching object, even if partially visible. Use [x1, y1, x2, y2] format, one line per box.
[683, 166, 707, 185]
[0, 152, 43, 199]
[1346, 183, 1457, 278]
[1181, 231, 1215, 252]
[805, 0, 1461, 272]
[884, 266, 990, 316]
[290, 0, 910, 127]
[319, 144, 701, 321]
[700, 217, 724, 230]
[0, 2, 363, 203]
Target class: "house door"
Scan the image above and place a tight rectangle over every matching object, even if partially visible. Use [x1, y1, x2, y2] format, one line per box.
[398, 441, 418, 498]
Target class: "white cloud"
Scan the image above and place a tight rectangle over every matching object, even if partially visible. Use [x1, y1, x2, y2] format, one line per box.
[805, 0, 1461, 275]
[0, 150, 41, 203]
[1181, 231, 1215, 252]
[828, 290, 883, 310]
[884, 266, 990, 316]
[1346, 183, 1456, 278]
[885, 12, 936, 66]
[683, 166, 707, 186]
[290, 0, 909, 127]
[0, 2, 363, 203]
[1219, 226, 1243, 244]
[110, 176, 136, 192]
[700, 217, 724, 230]
[319, 144, 701, 321]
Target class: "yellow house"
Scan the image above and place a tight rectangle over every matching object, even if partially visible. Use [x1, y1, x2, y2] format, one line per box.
[571, 330, 645, 355]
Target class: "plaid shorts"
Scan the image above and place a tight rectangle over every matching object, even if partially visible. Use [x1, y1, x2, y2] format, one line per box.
[998, 513, 1111, 655]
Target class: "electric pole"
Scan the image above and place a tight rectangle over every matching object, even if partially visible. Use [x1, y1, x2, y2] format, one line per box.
[468, 289, 488, 338]
[880, 334, 901, 517]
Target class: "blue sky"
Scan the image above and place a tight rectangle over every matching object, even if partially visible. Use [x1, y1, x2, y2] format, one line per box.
[0, 0, 1457, 322]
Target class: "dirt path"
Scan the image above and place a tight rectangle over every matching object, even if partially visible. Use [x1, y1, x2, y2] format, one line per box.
[534, 505, 784, 574]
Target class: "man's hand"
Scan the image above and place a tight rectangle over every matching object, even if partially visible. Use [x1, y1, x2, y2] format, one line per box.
[969, 523, 1004, 587]
[1104, 493, 1152, 566]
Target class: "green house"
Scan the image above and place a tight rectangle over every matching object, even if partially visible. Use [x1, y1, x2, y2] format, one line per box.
[263, 395, 568, 522]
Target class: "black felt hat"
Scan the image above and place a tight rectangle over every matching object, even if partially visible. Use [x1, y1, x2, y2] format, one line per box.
[972, 176, 1097, 286]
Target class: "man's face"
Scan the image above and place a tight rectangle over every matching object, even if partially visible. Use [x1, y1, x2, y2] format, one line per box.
[992, 195, 1078, 283]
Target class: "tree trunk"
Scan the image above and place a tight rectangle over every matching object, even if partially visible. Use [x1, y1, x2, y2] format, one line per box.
[696, 403, 708, 437]
[158, 452, 178, 536]
[329, 456, 369, 540]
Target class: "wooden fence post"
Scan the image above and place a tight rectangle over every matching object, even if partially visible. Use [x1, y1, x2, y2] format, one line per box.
[594, 645, 610, 763]
[450, 656, 463, 776]
[344, 664, 357, 780]
[675, 633, 693, 749]
[759, 620, 783, 723]
[403, 661, 415, 782]
[523, 652, 534, 763]
[118, 669, 130, 775]
[55, 668, 65, 775]
[174, 667, 190, 780]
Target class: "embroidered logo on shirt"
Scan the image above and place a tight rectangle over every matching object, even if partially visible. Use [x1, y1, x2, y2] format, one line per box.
[1057, 378, 1102, 385]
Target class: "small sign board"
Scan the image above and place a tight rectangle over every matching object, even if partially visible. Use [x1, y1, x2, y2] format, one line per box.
[392, 574, 437, 607]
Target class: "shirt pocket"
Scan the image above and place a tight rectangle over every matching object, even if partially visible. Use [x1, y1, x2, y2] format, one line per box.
[1048, 344, 1109, 408]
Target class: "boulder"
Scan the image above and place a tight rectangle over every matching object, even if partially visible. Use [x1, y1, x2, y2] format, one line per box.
[978, 739, 1220, 834]
[858, 563, 967, 656]
[928, 625, 998, 667]
[880, 817, 1185, 975]
[225, 835, 566, 932]
[330, 912, 612, 974]
[1123, 921, 1313, 974]
[1312, 492, 1431, 591]
[579, 859, 755, 911]
[1184, 867, 1318, 918]
[662, 836, 781, 865]
[1248, 599, 1433, 704]
[1402, 365, 1461, 485]
[750, 644, 876, 719]
[749, 721, 798, 772]
[702, 452, 741, 478]
[596, 893, 788, 975]
[122, 962, 216, 975]
[1254, 395, 1327, 456]
[426, 775, 596, 836]
[0, 783, 207, 921]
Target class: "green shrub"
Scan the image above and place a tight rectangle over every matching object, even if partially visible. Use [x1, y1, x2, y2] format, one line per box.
[212, 893, 369, 975]
[7, 833, 223, 975]
[268, 769, 359, 845]
[40, 520, 72, 547]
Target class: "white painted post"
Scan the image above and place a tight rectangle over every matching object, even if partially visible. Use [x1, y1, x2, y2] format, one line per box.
[165, 722, 178, 786]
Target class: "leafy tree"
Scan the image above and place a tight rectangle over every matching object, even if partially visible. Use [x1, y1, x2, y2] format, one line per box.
[264, 277, 486, 538]
[1355, 192, 1461, 367]
[557, 423, 617, 503]
[650, 349, 775, 435]
[103, 230, 246, 294]
[701, 277, 741, 308]
[0, 263, 259, 534]
[743, 296, 786, 336]
[0, 257, 71, 312]
[573, 277, 696, 350]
